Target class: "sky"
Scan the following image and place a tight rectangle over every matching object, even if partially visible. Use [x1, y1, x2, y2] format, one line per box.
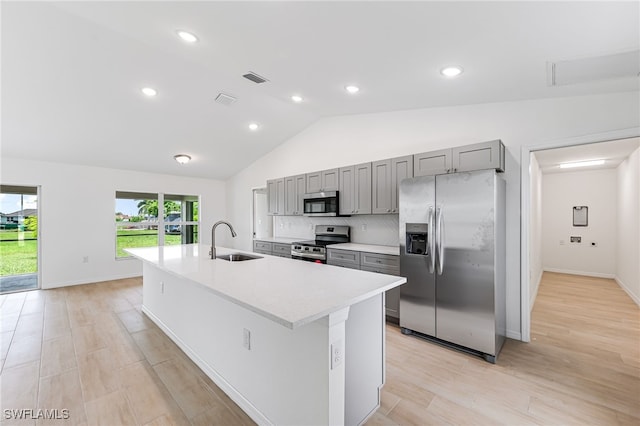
[0, 194, 37, 214]
[115, 199, 142, 216]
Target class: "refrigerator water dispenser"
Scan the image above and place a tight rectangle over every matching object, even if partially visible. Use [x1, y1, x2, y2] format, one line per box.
[405, 223, 428, 255]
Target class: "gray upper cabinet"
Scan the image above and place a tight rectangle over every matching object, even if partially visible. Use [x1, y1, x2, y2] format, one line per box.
[452, 139, 505, 173]
[414, 148, 453, 176]
[371, 159, 391, 214]
[372, 155, 413, 214]
[391, 155, 413, 213]
[415, 140, 504, 176]
[284, 174, 307, 216]
[284, 176, 297, 216]
[267, 178, 285, 216]
[339, 163, 371, 215]
[306, 168, 339, 193]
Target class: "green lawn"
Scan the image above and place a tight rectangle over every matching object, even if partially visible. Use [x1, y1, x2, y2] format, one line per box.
[0, 239, 37, 276]
[0, 229, 196, 275]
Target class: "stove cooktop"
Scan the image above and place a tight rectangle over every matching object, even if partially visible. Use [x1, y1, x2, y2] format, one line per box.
[292, 240, 341, 248]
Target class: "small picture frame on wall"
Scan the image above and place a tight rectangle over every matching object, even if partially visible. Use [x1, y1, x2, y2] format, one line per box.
[573, 206, 588, 227]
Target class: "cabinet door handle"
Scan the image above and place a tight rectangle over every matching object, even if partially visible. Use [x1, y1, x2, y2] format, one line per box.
[386, 209, 391, 212]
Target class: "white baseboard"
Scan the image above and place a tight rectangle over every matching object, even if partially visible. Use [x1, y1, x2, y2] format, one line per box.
[42, 273, 141, 289]
[615, 276, 640, 307]
[141, 306, 271, 426]
[543, 267, 615, 279]
[506, 329, 521, 340]
[529, 269, 544, 312]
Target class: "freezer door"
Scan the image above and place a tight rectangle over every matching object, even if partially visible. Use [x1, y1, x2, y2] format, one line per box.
[435, 170, 497, 355]
[399, 175, 436, 336]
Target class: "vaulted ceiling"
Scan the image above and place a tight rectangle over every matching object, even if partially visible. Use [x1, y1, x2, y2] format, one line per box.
[2, 1, 638, 179]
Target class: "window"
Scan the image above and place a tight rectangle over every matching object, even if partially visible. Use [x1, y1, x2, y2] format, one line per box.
[115, 191, 199, 258]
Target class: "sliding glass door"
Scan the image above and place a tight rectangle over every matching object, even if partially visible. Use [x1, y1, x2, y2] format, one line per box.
[0, 185, 39, 293]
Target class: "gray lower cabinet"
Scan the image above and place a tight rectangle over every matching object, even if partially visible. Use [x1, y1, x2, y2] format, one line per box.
[327, 249, 400, 319]
[253, 240, 273, 255]
[253, 240, 292, 258]
[339, 162, 371, 215]
[415, 140, 504, 176]
[372, 155, 413, 214]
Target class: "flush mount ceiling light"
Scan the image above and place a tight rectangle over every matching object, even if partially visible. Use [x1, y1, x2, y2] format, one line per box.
[176, 30, 198, 43]
[345, 85, 360, 94]
[440, 66, 464, 77]
[248, 123, 260, 131]
[291, 95, 303, 103]
[174, 154, 191, 165]
[559, 159, 605, 169]
[141, 87, 157, 97]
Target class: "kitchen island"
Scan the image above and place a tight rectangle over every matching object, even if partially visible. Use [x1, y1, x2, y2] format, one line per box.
[125, 244, 405, 426]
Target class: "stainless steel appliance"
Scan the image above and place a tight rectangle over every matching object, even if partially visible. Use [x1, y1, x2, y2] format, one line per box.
[399, 170, 506, 363]
[291, 225, 350, 263]
[303, 191, 339, 217]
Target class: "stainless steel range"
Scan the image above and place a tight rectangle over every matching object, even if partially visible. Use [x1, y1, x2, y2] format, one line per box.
[291, 225, 350, 263]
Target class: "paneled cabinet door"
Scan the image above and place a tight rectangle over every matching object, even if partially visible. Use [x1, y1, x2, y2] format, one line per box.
[294, 174, 306, 215]
[284, 176, 297, 216]
[267, 179, 278, 215]
[306, 171, 322, 193]
[414, 148, 453, 176]
[452, 139, 504, 173]
[322, 168, 340, 192]
[275, 178, 285, 215]
[390, 155, 413, 213]
[354, 162, 372, 214]
[372, 159, 392, 214]
[339, 166, 354, 215]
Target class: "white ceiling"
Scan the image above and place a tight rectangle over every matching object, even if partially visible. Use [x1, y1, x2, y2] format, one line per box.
[534, 137, 640, 174]
[2, 1, 639, 180]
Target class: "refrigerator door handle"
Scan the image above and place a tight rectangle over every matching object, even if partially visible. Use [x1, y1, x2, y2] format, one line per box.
[436, 206, 444, 275]
[428, 207, 435, 273]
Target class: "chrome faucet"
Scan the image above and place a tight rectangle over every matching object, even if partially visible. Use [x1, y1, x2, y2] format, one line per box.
[210, 220, 237, 259]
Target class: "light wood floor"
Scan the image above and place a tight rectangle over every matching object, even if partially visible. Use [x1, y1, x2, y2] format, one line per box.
[1, 272, 638, 425]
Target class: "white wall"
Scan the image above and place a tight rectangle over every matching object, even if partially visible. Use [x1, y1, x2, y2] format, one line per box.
[529, 153, 543, 308]
[541, 169, 617, 277]
[0, 158, 226, 288]
[616, 147, 640, 305]
[226, 91, 640, 340]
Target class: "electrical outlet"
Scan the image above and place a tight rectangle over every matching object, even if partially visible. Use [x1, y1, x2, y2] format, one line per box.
[243, 328, 251, 350]
[361, 223, 367, 231]
[82, 256, 89, 263]
[570, 236, 582, 243]
[160, 281, 164, 294]
[331, 339, 343, 369]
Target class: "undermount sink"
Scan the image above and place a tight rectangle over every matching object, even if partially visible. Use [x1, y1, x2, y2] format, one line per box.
[217, 253, 263, 262]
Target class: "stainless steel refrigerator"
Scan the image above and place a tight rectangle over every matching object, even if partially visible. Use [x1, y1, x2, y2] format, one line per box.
[399, 169, 506, 363]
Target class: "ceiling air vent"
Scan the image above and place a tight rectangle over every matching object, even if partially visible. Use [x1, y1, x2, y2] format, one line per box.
[242, 71, 269, 84]
[215, 93, 237, 106]
[548, 50, 640, 86]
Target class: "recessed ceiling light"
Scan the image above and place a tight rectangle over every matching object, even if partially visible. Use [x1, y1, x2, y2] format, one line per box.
[559, 159, 605, 169]
[174, 154, 191, 165]
[345, 85, 360, 94]
[141, 87, 157, 97]
[291, 95, 303, 103]
[248, 123, 260, 131]
[440, 66, 464, 77]
[176, 30, 198, 43]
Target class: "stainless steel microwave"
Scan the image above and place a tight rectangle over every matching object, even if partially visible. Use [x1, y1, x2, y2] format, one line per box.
[303, 191, 339, 216]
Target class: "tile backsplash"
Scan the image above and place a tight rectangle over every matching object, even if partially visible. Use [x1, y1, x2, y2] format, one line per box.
[273, 215, 400, 246]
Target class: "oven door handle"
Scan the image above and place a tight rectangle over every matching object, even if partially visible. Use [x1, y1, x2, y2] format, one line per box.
[291, 250, 325, 260]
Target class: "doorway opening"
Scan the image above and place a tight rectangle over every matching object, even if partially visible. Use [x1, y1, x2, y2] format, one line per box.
[0, 185, 39, 294]
[521, 128, 640, 341]
[252, 188, 272, 240]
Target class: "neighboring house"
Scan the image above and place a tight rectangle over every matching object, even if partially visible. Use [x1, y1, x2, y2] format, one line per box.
[1, 209, 37, 229]
[165, 212, 181, 233]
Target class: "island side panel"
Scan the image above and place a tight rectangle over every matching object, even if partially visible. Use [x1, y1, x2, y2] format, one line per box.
[142, 263, 335, 425]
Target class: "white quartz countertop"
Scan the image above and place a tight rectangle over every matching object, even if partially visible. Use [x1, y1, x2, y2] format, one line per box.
[253, 237, 300, 244]
[125, 244, 405, 330]
[329, 243, 400, 256]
